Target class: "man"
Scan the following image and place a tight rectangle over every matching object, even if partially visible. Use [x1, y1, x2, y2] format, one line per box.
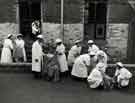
[14, 34, 26, 62]
[113, 62, 132, 88]
[68, 40, 82, 69]
[88, 40, 99, 54]
[55, 38, 68, 76]
[32, 35, 44, 78]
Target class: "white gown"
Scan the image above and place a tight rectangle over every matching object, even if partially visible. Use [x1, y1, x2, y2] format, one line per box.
[68, 45, 82, 66]
[115, 68, 132, 87]
[32, 41, 43, 72]
[71, 54, 90, 78]
[56, 44, 68, 72]
[87, 68, 103, 88]
[1, 39, 13, 63]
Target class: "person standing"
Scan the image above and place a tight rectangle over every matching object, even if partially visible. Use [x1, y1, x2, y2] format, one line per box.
[68, 40, 82, 69]
[88, 40, 99, 54]
[32, 35, 44, 78]
[14, 34, 26, 62]
[1, 34, 14, 63]
[55, 38, 68, 76]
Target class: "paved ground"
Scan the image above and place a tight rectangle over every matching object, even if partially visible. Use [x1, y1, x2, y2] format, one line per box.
[0, 73, 135, 103]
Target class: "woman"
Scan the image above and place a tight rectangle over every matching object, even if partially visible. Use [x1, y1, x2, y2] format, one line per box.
[14, 34, 26, 62]
[68, 40, 82, 68]
[32, 35, 44, 78]
[55, 38, 68, 75]
[113, 62, 132, 88]
[1, 34, 14, 63]
[71, 53, 91, 79]
[88, 40, 99, 54]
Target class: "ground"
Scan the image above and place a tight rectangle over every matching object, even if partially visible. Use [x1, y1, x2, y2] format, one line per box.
[0, 73, 135, 103]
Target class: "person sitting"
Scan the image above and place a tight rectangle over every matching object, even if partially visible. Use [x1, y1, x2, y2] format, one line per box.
[68, 40, 82, 70]
[113, 62, 132, 88]
[87, 63, 113, 89]
[88, 40, 99, 54]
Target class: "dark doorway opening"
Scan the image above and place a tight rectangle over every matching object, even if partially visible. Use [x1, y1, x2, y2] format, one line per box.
[19, 0, 41, 62]
[84, 0, 107, 41]
[19, 0, 41, 39]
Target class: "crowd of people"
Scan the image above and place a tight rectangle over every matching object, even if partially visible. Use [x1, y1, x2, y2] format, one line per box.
[0, 34, 133, 90]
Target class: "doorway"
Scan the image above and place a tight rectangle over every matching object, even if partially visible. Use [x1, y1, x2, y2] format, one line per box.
[19, 0, 41, 39]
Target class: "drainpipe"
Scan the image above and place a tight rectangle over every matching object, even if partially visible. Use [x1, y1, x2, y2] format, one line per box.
[61, 0, 64, 42]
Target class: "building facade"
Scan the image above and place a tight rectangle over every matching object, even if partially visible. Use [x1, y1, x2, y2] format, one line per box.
[0, 0, 135, 63]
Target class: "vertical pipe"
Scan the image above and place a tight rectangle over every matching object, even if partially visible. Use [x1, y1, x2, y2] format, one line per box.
[61, 0, 64, 41]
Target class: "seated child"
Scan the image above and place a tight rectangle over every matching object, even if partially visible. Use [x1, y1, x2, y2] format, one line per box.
[113, 62, 132, 88]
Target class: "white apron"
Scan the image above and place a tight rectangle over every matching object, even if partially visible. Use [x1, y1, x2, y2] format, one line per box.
[115, 68, 132, 87]
[68, 45, 82, 66]
[87, 68, 103, 88]
[71, 54, 90, 78]
[1, 39, 13, 63]
[56, 44, 68, 72]
[32, 41, 43, 72]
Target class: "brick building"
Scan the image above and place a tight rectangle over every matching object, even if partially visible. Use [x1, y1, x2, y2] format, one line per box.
[0, 0, 135, 63]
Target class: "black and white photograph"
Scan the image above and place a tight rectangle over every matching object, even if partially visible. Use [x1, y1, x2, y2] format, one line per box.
[0, 0, 135, 103]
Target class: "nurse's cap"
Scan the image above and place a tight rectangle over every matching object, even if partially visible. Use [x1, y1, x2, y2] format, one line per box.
[37, 35, 43, 39]
[75, 40, 81, 44]
[17, 33, 23, 37]
[88, 40, 94, 44]
[7, 34, 13, 38]
[55, 38, 62, 43]
[89, 51, 96, 56]
[116, 62, 123, 67]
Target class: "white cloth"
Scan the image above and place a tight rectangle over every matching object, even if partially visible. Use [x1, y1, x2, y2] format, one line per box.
[96, 51, 108, 72]
[71, 54, 90, 78]
[14, 39, 26, 61]
[32, 41, 43, 72]
[1, 39, 13, 63]
[88, 44, 99, 54]
[87, 68, 103, 88]
[56, 44, 68, 72]
[115, 68, 132, 87]
[68, 45, 82, 66]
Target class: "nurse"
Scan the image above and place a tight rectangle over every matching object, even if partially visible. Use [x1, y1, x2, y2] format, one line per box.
[1, 34, 14, 63]
[32, 35, 44, 78]
[55, 38, 68, 75]
[68, 40, 82, 68]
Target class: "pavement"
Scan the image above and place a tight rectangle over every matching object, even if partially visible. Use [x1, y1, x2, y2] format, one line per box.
[0, 73, 135, 103]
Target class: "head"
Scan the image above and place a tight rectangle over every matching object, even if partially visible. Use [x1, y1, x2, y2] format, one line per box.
[7, 34, 13, 40]
[55, 38, 62, 45]
[116, 62, 123, 69]
[88, 40, 94, 46]
[37, 35, 44, 43]
[17, 34, 23, 40]
[89, 51, 96, 58]
[75, 40, 81, 47]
